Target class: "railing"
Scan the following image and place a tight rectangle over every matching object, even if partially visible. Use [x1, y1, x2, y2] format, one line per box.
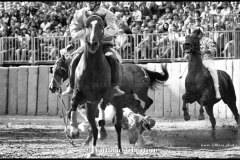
[0, 30, 240, 66]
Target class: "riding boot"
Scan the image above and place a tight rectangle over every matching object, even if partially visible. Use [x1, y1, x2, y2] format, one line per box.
[208, 68, 221, 99]
[106, 55, 125, 96]
[62, 52, 83, 96]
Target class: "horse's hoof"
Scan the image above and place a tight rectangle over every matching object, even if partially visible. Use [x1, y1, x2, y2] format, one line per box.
[184, 114, 190, 121]
[87, 153, 97, 158]
[99, 128, 107, 140]
[198, 114, 205, 120]
[116, 151, 123, 156]
[70, 130, 79, 139]
[211, 129, 216, 141]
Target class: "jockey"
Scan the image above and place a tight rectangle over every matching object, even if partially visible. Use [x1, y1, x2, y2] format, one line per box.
[192, 28, 221, 99]
[62, 1, 125, 96]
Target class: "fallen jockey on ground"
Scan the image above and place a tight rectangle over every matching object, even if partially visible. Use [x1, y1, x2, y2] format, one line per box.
[77, 104, 155, 146]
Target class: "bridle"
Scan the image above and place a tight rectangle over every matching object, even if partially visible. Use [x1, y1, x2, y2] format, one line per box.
[85, 14, 105, 43]
[50, 60, 76, 147]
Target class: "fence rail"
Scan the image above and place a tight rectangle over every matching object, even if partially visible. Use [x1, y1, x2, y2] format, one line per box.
[1, 60, 239, 118]
[0, 30, 240, 66]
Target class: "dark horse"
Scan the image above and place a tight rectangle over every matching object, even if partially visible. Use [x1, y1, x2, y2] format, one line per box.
[49, 55, 168, 114]
[49, 13, 168, 157]
[182, 32, 240, 138]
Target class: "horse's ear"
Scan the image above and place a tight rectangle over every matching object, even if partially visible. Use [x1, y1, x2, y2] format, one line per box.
[85, 11, 91, 18]
[61, 54, 66, 61]
[102, 13, 107, 19]
[49, 66, 53, 74]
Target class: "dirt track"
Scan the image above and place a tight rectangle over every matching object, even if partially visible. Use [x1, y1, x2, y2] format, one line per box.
[0, 115, 239, 158]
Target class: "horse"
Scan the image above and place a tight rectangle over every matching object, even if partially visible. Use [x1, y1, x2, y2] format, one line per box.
[49, 13, 168, 157]
[48, 53, 166, 146]
[49, 54, 169, 116]
[182, 32, 240, 138]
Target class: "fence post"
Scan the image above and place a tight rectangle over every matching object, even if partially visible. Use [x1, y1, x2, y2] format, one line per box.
[134, 34, 138, 64]
[234, 30, 240, 58]
[0, 37, 3, 66]
[32, 37, 35, 65]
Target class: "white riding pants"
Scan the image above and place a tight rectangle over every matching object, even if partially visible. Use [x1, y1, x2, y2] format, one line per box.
[202, 59, 220, 90]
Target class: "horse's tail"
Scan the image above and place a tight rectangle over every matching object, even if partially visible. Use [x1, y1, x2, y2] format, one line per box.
[144, 64, 169, 89]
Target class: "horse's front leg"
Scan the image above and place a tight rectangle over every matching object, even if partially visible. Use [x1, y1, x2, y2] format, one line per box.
[182, 94, 190, 121]
[98, 99, 108, 140]
[113, 100, 123, 156]
[69, 89, 84, 138]
[86, 103, 98, 158]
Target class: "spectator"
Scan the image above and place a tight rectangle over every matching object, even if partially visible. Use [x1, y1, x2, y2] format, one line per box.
[193, 18, 206, 31]
[15, 28, 30, 61]
[137, 27, 154, 59]
[157, 22, 169, 33]
[28, 29, 42, 62]
[1, 22, 10, 35]
[211, 23, 225, 56]
[2, 12, 10, 25]
[148, 2, 159, 17]
[139, 2, 152, 19]
[172, 13, 179, 28]
[152, 14, 159, 24]
[0, 30, 15, 60]
[49, 24, 63, 60]
[115, 28, 128, 58]
[20, 18, 29, 30]
[159, 6, 173, 21]
[0, 18, 4, 32]
[122, 8, 132, 26]
[177, 20, 184, 32]
[131, 4, 142, 23]
[221, 27, 240, 58]
[221, 2, 230, 15]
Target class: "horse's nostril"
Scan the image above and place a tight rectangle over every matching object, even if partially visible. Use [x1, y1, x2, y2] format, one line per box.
[91, 42, 98, 47]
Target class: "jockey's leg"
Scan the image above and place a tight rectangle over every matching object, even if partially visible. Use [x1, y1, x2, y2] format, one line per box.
[104, 48, 125, 96]
[203, 60, 221, 99]
[62, 50, 83, 96]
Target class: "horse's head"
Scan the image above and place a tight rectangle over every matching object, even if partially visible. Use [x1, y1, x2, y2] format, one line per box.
[85, 12, 107, 53]
[49, 54, 70, 93]
[183, 32, 201, 55]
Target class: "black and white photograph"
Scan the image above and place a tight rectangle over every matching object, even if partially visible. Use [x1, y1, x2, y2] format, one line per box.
[0, 1, 240, 158]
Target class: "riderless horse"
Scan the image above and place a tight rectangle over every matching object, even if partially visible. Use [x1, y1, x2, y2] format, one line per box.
[182, 32, 240, 138]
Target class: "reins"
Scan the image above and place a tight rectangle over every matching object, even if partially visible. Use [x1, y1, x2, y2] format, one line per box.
[51, 76, 76, 147]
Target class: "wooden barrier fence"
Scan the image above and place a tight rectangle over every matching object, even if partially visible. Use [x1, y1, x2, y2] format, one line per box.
[0, 60, 239, 119]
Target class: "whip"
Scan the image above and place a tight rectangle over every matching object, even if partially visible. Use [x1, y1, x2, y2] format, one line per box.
[179, 65, 188, 79]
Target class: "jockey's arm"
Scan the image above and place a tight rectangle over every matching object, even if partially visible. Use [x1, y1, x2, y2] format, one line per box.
[69, 9, 88, 40]
[103, 10, 119, 39]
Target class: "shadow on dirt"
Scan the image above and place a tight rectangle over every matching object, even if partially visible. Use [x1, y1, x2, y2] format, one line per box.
[0, 128, 88, 145]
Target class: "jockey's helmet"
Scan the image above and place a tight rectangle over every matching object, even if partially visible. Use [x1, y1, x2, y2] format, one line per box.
[87, 1, 101, 11]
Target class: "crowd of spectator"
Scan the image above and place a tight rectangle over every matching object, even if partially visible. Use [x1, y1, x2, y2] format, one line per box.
[0, 1, 240, 62]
